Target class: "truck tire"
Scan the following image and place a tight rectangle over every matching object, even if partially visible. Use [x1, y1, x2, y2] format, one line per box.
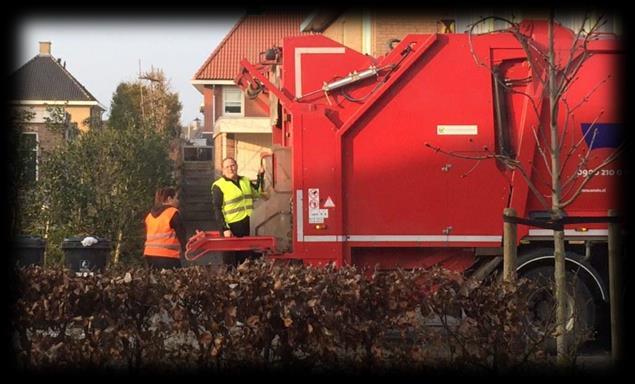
[521, 266, 594, 351]
[517, 251, 605, 352]
[517, 249, 607, 352]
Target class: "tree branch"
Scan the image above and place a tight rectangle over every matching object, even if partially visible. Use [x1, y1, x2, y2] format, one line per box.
[467, 17, 543, 120]
[532, 125, 552, 178]
[559, 111, 604, 181]
[567, 75, 611, 115]
[557, 14, 606, 98]
[513, 161, 551, 210]
[424, 142, 551, 209]
[558, 100, 573, 154]
[559, 145, 624, 208]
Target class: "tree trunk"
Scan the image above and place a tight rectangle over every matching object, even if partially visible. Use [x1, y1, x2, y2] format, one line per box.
[608, 209, 623, 364]
[553, 225, 568, 364]
[43, 218, 50, 266]
[503, 207, 517, 283]
[547, 11, 569, 365]
[113, 229, 124, 264]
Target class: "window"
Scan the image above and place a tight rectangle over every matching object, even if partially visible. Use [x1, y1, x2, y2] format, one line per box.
[19, 132, 38, 183]
[223, 86, 243, 116]
[65, 122, 78, 142]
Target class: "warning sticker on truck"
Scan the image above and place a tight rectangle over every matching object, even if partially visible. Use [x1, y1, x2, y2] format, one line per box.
[309, 209, 328, 223]
[308, 188, 325, 223]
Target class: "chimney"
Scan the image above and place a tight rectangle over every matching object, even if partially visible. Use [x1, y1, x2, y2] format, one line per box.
[39, 41, 51, 56]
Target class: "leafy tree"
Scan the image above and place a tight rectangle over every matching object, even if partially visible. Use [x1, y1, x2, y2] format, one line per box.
[19, 123, 174, 265]
[14, 105, 85, 263]
[108, 82, 144, 130]
[15, 69, 183, 266]
[17, 121, 175, 267]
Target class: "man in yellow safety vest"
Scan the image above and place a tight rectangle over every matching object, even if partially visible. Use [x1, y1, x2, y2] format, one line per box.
[211, 157, 264, 264]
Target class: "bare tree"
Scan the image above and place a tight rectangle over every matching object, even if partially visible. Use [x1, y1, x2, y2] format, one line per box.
[427, 12, 622, 364]
[138, 66, 183, 139]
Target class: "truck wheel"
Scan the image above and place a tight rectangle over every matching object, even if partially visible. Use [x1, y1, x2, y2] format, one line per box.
[519, 260, 598, 353]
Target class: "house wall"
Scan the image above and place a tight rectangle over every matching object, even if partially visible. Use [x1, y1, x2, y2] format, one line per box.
[372, 12, 441, 57]
[213, 134, 223, 177]
[213, 133, 237, 177]
[13, 105, 50, 123]
[21, 122, 64, 157]
[210, 84, 271, 176]
[214, 86, 223, 122]
[234, 133, 270, 180]
[226, 133, 236, 160]
[323, 11, 443, 56]
[203, 86, 214, 134]
[13, 104, 92, 155]
[323, 9, 619, 58]
[64, 106, 92, 132]
[323, 11, 364, 52]
[337, 10, 618, 58]
[212, 132, 269, 179]
[244, 94, 269, 117]
[213, 85, 269, 121]
[16, 104, 99, 132]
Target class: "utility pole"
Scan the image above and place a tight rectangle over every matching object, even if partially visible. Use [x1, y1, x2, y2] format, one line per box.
[139, 66, 162, 132]
[138, 59, 145, 120]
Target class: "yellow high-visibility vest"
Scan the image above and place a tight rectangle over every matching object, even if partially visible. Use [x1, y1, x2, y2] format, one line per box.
[212, 176, 260, 224]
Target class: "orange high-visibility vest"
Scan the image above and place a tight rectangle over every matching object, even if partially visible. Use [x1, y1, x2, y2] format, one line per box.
[144, 207, 180, 259]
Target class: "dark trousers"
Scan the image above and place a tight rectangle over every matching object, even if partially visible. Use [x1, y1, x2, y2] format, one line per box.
[145, 255, 182, 270]
[227, 216, 260, 265]
[228, 216, 250, 237]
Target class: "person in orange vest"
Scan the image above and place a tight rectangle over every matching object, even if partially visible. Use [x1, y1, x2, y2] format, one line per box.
[144, 187, 186, 269]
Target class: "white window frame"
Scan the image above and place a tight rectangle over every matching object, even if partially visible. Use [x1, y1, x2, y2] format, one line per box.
[222, 86, 244, 117]
[21, 132, 39, 182]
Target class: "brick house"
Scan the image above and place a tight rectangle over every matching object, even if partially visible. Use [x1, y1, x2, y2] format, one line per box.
[192, 10, 315, 179]
[300, 9, 621, 57]
[10, 41, 104, 181]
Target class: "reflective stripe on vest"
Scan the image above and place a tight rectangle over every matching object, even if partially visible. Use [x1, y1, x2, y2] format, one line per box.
[144, 207, 180, 259]
[212, 176, 259, 224]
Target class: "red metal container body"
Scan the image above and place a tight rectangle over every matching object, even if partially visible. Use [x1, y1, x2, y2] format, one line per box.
[234, 21, 622, 272]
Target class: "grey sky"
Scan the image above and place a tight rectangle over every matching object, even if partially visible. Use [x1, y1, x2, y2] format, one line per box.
[15, 15, 244, 127]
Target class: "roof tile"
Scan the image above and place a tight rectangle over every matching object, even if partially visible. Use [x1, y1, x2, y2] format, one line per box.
[10, 54, 101, 104]
[194, 11, 315, 80]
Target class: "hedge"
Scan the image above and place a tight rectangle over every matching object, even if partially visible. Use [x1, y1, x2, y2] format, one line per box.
[12, 259, 554, 374]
